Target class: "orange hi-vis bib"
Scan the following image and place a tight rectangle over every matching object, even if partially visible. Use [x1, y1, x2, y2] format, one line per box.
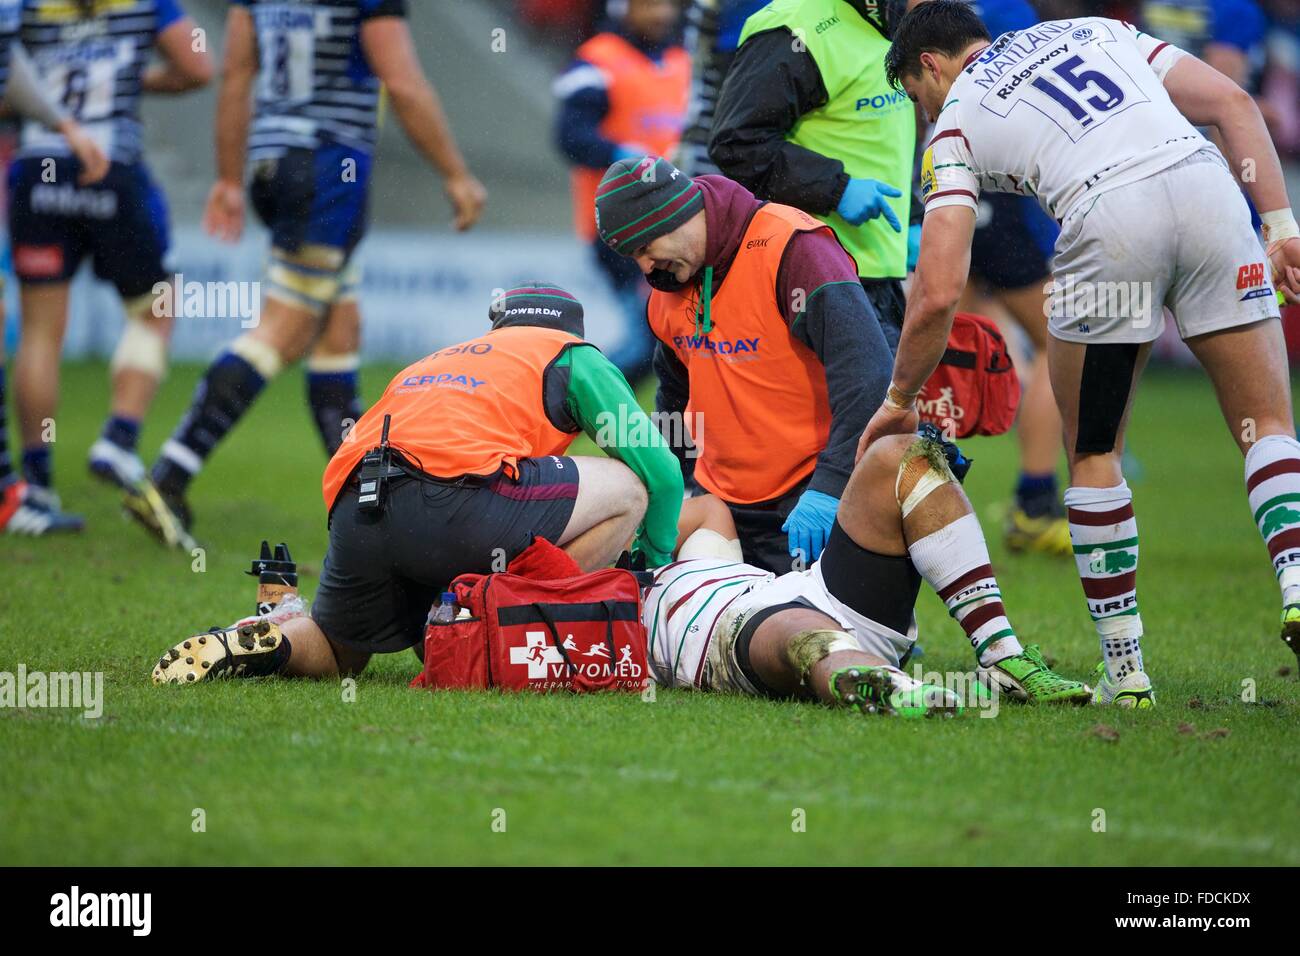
[646, 203, 833, 505]
[570, 33, 690, 241]
[321, 326, 581, 511]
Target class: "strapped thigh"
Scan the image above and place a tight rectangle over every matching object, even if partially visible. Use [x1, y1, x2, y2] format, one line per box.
[1075, 343, 1141, 455]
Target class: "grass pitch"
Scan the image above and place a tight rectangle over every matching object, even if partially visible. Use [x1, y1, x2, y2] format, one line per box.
[1, 361, 1298, 866]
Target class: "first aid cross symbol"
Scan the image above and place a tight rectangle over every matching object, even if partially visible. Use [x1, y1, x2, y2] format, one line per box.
[510, 631, 563, 679]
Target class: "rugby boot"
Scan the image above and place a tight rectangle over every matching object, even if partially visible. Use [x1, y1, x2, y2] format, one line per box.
[1280, 604, 1300, 670]
[1091, 661, 1156, 709]
[152, 620, 287, 686]
[123, 477, 196, 552]
[829, 665, 962, 718]
[88, 438, 146, 490]
[979, 644, 1091, 704]
[5, 484, 85, 536]
[1004, 503, 1072, 557]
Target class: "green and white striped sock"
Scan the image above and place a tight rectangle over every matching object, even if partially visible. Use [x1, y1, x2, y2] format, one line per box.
[1066, 481, 1143, 682]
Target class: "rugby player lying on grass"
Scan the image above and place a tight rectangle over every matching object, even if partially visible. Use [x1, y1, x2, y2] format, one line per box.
[150, 424, 1092, 715]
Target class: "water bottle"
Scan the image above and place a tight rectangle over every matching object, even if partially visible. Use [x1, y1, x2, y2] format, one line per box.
[247, 541, 298, 616]
[429, 591, 458, 625]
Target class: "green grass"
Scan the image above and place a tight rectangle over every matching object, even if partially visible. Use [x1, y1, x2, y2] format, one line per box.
[1, 361, 1298, 865]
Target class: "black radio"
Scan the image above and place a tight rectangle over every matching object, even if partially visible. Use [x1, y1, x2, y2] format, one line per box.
[357, 414, 403, 514]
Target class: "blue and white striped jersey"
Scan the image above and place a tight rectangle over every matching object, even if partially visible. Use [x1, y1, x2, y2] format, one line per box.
[19, 0, 185, 164]
[234, 0, 407, 161]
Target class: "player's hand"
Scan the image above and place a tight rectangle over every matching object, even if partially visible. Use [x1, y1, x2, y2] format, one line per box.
[60, 121, 109, 186]
[445, 171, 487, 232]
[836, 178, 903, 231]
[856, 402, 920, 465]
[203, 179, 245, 242]
[1268, 237, 1300, 304]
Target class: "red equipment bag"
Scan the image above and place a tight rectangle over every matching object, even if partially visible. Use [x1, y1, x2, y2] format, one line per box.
[917, 312, 1021, 438]
[414, 567, 649, 693]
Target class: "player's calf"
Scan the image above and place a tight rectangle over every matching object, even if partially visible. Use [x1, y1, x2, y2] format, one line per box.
[1064, 480, 1151, 707]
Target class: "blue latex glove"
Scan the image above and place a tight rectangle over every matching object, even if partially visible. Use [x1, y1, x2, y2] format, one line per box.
[836, 178, 903, 230]
[907, 222, 922, 271]
[782, 489, 840, 564]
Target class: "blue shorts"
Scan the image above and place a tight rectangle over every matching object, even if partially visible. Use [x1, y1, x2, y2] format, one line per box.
[7, 157, 170, 298]
[248, 143, 372, 256]
[248, 144, 372, 314]
[970, 193, 1058, 291]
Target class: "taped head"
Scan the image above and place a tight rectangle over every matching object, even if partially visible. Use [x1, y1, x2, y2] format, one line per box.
[489, 282, 585, 338]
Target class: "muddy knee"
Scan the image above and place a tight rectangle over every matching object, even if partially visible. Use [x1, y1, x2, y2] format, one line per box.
[894, 436, 957, 517]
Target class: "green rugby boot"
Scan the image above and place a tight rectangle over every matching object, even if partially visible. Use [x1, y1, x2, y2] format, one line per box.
[1090, 661, 1156, 709]
[979, 644, 1091, 704]
[829, 665, 962, 718]
[1281, 604, 1300, 669]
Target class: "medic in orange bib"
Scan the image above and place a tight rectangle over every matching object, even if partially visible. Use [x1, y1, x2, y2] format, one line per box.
[597, 155, 938, 575]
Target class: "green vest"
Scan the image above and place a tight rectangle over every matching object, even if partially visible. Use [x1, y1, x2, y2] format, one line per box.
[740, 0, 914, 278]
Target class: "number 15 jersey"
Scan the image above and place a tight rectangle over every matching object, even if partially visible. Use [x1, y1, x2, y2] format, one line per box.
[922, 18, 1207, 225]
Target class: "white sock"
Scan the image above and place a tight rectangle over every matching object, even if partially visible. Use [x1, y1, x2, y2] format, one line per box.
[909, 514, 1023, 666]
[1065, 482, 1143, 682]
[1244, 434, 1300, 607]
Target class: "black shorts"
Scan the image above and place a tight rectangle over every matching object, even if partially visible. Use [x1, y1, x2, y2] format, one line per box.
[311, 456, 579, 654]
[970, 193, 1058, 291]
[726, 481, 805, 576]
[7, 157, 170, 297]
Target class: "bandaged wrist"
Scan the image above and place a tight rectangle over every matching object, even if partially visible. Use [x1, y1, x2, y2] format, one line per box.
[885, 382, 919, 411]
[1261, 209, 1300, 247]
